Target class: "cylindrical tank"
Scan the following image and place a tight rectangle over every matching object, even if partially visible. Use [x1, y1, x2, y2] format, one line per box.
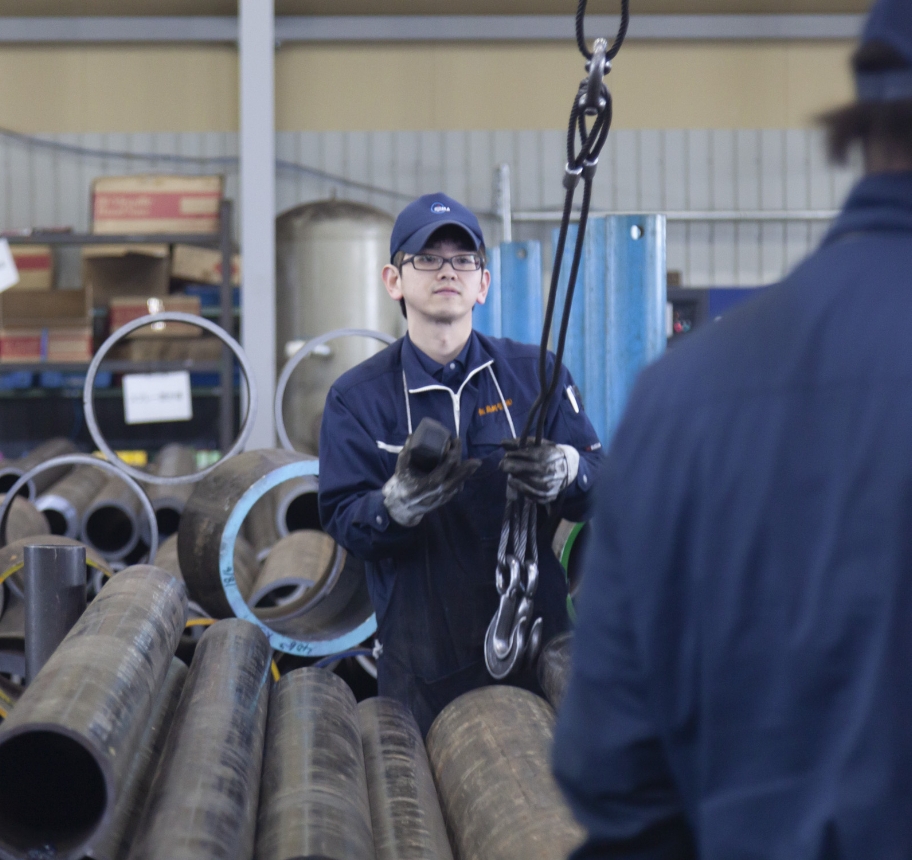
[276, 200, 402, 454]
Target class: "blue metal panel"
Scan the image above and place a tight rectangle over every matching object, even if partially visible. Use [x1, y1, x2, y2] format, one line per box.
[474, 245, 502, 337]
[553, 215, 666, 445]
[499, 241, 543, 346]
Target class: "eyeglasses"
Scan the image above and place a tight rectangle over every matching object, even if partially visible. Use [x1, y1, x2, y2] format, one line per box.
[402, 252, 483, 272]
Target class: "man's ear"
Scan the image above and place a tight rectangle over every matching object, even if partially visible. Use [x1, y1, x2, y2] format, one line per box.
[476, 267, 492, 306]
[382, 264, 404, 301]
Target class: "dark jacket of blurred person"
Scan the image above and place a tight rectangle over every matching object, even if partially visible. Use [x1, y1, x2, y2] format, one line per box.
[553, 0, 912, 856]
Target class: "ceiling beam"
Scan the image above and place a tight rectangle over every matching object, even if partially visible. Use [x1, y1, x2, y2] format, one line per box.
[0, 14, 863, 44]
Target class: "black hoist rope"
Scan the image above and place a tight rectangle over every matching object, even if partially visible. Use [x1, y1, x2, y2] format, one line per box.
[520, 0, 630, 446]
[486, 0, 630, 680]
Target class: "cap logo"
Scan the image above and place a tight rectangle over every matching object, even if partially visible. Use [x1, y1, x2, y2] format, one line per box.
[430, 202, 451, 214]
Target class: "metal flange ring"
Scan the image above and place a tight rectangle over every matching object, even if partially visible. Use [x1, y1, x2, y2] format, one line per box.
[218, 458, 376, 656]
[0, 454, 158, 557]
[275, 328, 396, 452]
[83, 311, 258, 486]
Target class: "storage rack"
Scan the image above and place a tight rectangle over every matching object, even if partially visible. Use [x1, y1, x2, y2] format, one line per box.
[1, 200, 238, 455]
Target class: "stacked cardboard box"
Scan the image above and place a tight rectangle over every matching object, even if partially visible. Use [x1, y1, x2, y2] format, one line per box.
[9, 245, 54, 290]
[0, 288, 92, 363]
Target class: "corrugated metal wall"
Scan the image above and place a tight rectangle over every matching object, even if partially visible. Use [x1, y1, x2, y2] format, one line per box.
[0, 128, 861, 287]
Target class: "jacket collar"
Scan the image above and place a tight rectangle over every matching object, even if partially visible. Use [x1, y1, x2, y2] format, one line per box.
[401, 331, 495, 392]
[824, 171, 912, 247]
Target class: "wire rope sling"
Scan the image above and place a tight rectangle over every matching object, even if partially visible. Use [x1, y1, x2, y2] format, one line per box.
[484, 0, 630, 680]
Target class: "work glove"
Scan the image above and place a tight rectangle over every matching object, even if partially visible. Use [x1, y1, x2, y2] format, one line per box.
[382, 434, 481, 528]
[499, 440, 580, 505]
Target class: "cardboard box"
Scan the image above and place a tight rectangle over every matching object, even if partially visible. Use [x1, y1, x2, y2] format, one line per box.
[82, 245, 169, 309]
[9, 245, 53, 290]
[109, 295, 202, 338]
[92, 175, 223, 235]
[112, 335, 223, 363]
[0, 288, 91, 329]
[171, 244, 241, 286]
[0, 327, 92, 363]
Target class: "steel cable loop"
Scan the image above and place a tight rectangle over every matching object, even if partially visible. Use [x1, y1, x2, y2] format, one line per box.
[83, 311, 258, 486]
[486, 0, 627, 680]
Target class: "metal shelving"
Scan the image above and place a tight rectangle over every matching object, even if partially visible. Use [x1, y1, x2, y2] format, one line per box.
[1, 200, 238, 453]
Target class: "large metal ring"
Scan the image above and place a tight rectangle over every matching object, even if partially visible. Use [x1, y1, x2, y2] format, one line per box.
[274, 328, 396, 452]
[0, 454, 159, 556]
[218, 458, 376, 656]
[83, 311, 258, 486]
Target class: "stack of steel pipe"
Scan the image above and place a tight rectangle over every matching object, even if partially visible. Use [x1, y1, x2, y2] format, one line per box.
[273, 472, 320, 536]
[0, 566, 187, 859]
[35, 466, 109, 539]
[142, 445, 198, 539]
[0, 439, 77, 501]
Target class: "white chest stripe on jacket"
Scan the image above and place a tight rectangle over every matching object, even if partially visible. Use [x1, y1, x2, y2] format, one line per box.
[399, 360, 516, 440]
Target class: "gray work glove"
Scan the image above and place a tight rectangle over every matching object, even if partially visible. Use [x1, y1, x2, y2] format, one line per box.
[382, 434, 481, 528]
[499, 440, 580, 504]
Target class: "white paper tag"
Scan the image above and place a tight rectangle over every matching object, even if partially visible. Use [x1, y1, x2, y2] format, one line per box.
[123, 371, 193, 425]
[0, 239, 20, 293]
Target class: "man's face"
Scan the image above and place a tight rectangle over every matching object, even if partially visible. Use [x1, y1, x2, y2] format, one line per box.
[382, 237, 490, 325]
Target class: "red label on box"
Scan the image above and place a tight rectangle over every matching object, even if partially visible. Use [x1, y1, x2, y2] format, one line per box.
[94, 192, 220, 221]
[11, 253, 52, 271]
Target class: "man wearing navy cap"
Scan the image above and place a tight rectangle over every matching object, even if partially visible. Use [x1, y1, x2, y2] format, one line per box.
[318, 192, 602, 735]
[553, 0, 912, 857]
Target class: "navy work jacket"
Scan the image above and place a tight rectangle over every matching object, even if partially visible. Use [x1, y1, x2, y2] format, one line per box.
[319, 330, 601, 734]
[554, 171, 912, 859]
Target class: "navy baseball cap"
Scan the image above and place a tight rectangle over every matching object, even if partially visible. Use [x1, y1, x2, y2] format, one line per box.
[857, 0, 912, 102]
[389, 193, 485, 260]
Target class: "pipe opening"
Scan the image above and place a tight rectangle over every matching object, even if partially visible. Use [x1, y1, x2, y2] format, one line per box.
[283, 493, 320, 533]
[155, 507, 181, 538]
[43, 509, 69, 536]
[0, 475, 28, 498]
[85, 507, 135, 554]
[0, 732, 107, 855]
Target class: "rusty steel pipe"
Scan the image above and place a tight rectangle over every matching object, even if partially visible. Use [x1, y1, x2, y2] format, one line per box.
[83, 657, 188, 860]
[178, 449, 374, 656]
[538, 632, 573, 710]
[274, 473, 320, 536]
[425, 686, 585, 860]
[359, 697, 453, 860]
[127, 619, 271, 860]
[35, 467, 107, 539]
[0, 566, 187, 860]
[81, 474, 146, 561]
[254, 667, 374, 860]
[244, 487, 282, 563]
[0, 439, 78, 501]
[143, 445, 197, 539]
[0, 495, 51, 545]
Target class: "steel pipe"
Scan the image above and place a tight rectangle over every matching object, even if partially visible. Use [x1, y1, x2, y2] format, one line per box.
[178, 449, 374, 656]
[83, 657, 188, 860]
[35, 466, 107, 539]
[0, 592, 23, 677]
[425, 686, 585, 860]
[0, 495, 50, 545]
[23, 543, 87, 681]
[254, 667, 374, 860]
[1, 535, 111, 602]
[274, 474, 320, 536]
[249, 530, 339, 615]
[244, 488, 282, 563]
[81, 474, 146, 561]
[143, 445, 197, 538]
[359, 696, 453, 860]
[0, 439, 77, 501]
[538, 632, 573, 710]
[154, 532, 258, 601]
[0, 566, 187, 860]
[127, 619, 271, 860]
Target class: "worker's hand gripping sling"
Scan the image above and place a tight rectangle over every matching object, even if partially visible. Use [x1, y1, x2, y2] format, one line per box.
[484, 0, 630, 680]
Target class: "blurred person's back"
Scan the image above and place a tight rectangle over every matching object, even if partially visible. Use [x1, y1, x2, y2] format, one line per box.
[552, 2, 912, 857]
